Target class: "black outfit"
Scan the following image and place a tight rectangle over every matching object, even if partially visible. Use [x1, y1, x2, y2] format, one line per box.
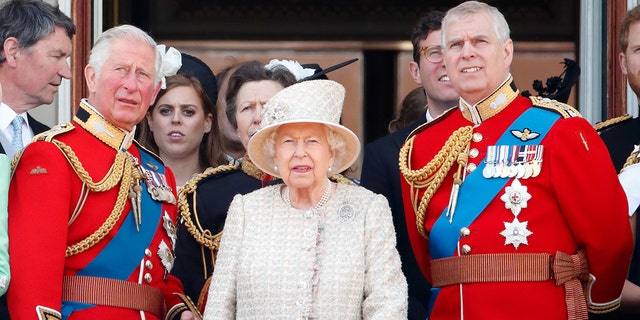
[360, 114, 430, 320]
[171, 161, 274, 309]
[598, 115, 640, 172]
[595, 115, 640, 320]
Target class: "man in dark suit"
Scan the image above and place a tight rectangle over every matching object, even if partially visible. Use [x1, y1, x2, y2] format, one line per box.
[597, 5, 640, 319]
[360, 10, 459, 320]
[0, 1, 75, 317]
[0, 0, 75, 160]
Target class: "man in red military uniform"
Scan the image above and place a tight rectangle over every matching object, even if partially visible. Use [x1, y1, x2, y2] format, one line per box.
[399, 1, 633, 319]
[7, 25, 195, 319]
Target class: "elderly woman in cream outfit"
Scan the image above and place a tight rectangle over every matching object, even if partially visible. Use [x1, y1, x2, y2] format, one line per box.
[203, 80, 407, 319]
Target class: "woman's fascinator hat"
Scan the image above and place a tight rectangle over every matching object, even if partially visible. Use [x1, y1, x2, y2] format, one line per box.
[156, 44, 182, 89]
[247, 80, 360, 178]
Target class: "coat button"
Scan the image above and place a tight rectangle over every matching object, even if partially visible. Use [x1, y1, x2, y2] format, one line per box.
[145, 260, 153, 270]
[466, 163, 477, 173]
[469, 148, 479, 158]
[461, 244, 472, 255]
[144, 248, 152, 257]
[460, 227, 471, 238]
[472, 132, 483, 142]
[144, 273, 152, 283]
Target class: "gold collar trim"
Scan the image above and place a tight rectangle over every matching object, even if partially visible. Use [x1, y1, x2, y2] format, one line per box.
[459, 76, 519, 125]
[242, 158, 269, 181]
[74, 100, 134, 150]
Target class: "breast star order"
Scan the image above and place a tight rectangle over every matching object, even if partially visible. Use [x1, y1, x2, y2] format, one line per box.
[500, 218, 533, 249]
[499, 178, 531, 217]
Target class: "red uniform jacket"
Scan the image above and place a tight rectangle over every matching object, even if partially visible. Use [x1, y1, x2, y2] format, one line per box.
[400, 78, 632, 319]
[8, 101, 186, 319]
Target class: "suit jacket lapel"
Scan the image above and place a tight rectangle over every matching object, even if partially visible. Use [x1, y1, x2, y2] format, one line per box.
[27, 114, 50, 135]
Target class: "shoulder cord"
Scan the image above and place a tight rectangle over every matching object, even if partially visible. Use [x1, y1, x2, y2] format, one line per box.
[399, 126, 473, 238]
[178, 164, 238, 250]
[593, 114, 632, 132]
[622, 149, 640, 171]
[43, 139, 136, 257]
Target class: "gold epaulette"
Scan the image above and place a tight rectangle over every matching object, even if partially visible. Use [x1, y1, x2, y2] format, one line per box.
[12, 123, 75, 173]
[593, 114, 633, 132]
[529, 96, 581, 119]
[33, 122, 75, 142]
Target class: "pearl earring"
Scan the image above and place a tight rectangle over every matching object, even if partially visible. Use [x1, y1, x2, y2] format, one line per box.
[274, 165, 278, 171]
[328, 166, 332, 172]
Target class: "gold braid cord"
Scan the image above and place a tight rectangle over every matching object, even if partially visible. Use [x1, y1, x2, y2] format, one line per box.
[329, 173, 355, 185]
[65, 152, 134, 257]
[43, 139, 136, 257]
[52, 140, 128, 192]
[399, 126, 473, 238]
[622, 149, 640, 171]
[593, 114, 632, 132]
[178, 164, 238, 250]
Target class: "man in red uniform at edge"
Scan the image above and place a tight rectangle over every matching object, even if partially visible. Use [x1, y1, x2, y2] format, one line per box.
[7, 25, 195, 320]
[399, 1, 633, 319]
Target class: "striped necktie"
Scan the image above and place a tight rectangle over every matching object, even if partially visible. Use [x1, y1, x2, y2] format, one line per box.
[11, 116, 24, 150]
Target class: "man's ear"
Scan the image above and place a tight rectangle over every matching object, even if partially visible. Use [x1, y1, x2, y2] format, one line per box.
[620, 52, 629, 75]
[409, 61, 423, 86]
[3, 37, 20, 68]
[84, 64, 97, 93]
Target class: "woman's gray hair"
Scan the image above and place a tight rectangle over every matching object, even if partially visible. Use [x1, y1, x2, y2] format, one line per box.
[441, 0, 511, 47]
[88, 25, 162, 82]
[263, 124, 346, 174]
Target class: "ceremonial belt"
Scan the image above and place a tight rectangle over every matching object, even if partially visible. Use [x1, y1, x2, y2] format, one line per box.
[62, 275, 166, 318]
[431, 250, 589, 320]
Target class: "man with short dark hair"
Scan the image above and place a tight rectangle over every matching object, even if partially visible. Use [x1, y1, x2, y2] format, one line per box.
[360, 10, 458, 319]
[602, 4, 640, 318]
[0, 0, 76, 160]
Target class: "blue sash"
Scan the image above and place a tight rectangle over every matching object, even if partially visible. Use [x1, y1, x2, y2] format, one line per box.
[62, 150, 165, 317]
[426, 107, 560, 318]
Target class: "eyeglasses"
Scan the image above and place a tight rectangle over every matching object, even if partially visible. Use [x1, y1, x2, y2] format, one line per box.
[420, 46, 444, 63]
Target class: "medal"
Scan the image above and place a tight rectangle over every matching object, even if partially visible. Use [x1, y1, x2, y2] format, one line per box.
[483, 146, 497, 178]
[530, 145, 544, 178]
[523, 163, 533, 179]
[499, 178, 533, 249]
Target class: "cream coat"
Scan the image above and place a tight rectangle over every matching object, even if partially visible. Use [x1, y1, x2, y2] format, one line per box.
[203, 183, 407, 319]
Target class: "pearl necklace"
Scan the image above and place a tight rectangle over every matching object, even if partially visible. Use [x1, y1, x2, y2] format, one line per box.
[283, 179, 332, 211]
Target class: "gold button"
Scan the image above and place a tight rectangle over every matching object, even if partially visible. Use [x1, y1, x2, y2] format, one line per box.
[460, 227, 471, 238]
[461, 244, 472, 254]
[472, 132, 483, 142]
[466, 163, 477, 173]
[145, 260, 153, 270]
[469, 148, 479, 158]
[144, 249, 152, 257]
[144, 273, 152, 283]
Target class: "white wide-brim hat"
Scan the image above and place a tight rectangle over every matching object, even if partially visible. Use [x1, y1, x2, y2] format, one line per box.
[247, 80, 361, 178]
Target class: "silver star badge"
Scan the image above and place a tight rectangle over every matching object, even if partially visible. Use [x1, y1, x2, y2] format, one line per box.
[500, 178, 531, 216]
[499, 218, 533, 249]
